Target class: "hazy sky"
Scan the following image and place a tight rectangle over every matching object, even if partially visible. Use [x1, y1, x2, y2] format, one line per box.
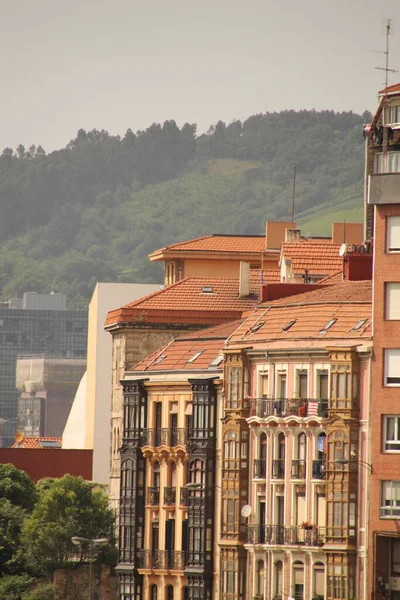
[1, 0, 400, 151]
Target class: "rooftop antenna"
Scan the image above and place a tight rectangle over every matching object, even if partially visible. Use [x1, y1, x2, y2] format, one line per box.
[291, 165, 296, 228]
[373, 18, 397, 90]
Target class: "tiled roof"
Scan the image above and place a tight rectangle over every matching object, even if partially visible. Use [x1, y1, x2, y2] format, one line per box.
[228, 280, 372, 345]
[281, 240, 342, 276]
[131, 321, 240, 372]
[12, 437, 62, 449]
[105, 278, 258, 327]
[318, 271, 343, 285]
[250, 268, 280, 291]
[379, 83, 400, 94]
[150, 234, 266, 256]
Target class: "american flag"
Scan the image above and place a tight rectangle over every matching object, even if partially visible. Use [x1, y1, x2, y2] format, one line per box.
[307, 401, 319, 416]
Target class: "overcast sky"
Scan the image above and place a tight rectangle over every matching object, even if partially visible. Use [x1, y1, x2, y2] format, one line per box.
[1, 0, 400, 151]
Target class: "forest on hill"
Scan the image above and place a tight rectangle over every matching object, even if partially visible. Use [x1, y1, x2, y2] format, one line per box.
[0, 109, 371, 307]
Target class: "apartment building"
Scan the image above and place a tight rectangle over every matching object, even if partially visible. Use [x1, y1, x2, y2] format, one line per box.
[223, 280, 372, 600]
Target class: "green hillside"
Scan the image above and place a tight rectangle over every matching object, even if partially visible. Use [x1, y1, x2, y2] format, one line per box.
[0, 110, 370, 306]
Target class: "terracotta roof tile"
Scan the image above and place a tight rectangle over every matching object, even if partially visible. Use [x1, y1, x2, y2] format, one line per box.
[228, 280, 372, 345]
[281, 240, 342, 276]
[12, 437, 62, 449]
[318, 271, 343, 285]
[131, 321, 240, 372]
[250, 268, 280, 292]
[379, 82, 400, 94]
[105, 278, 258, 327]
[150, 234, 266, 255]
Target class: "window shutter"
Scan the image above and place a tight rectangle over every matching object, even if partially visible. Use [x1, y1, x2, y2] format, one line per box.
[387, 217, 400, 252]
[385, 349, 400, 385]
[386, 283, 400, 319]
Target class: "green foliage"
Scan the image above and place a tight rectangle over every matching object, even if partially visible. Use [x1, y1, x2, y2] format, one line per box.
[0, 500, 26, 574]
[21, 583, 55, 600]
[0, 575, 33, 600]
[21, 475, 116, 576]
[0, 110, 369, 305]
[0, 464, 37, 511]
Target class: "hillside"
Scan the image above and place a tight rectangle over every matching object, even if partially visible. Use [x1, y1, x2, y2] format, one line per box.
[0, 110, 370, 306]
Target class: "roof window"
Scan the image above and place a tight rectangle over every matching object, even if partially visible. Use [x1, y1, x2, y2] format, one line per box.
[187, 350, 204, 364]
[154, 354, 167, 365]
[208, 355, 224, 368]
[352, 318, 367, 331]
[282, 319, 296, 332]
[319, 318, 337, 334]
[201, 286, 214, 294]
[39, 440, 61, 448]
[250, 321, 265, 333]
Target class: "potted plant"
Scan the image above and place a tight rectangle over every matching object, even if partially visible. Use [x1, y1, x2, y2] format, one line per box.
[301, 521, 315, 530]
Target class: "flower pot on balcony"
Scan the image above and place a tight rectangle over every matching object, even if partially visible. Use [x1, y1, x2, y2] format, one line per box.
[298, 405, 306, 417]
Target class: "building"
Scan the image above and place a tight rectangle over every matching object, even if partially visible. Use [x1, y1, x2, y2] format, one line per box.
[0, 295, 87, 447]
[116, 321, 237, 600]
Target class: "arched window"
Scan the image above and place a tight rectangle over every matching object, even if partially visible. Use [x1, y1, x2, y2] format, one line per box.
[256, 559, 265, 596]
[275, 561, 283, 597]
[171, 462, 177, 486]
[292, 561, 304, 600]
[153, 461, 160, 488]
[259, 433, 267, 460]
[278, 432, 285, 460]
[151, 584, 158, 600]
[298, 433, 306, 460]
[255, 433, 267, 478]
[167, 585, 174, 600]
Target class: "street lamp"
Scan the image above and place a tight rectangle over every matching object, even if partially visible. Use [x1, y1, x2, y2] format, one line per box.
[71, 536, 109, 600]
[184, 482, 222, 490]
[334, 458, 373, 473]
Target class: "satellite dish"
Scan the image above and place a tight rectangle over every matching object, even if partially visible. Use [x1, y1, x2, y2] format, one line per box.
[241, 504, 252, 518]
[339, 243, 347, 257]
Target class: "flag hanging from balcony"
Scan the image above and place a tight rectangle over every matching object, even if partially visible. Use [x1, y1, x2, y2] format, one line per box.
[307, 401, 319, 416]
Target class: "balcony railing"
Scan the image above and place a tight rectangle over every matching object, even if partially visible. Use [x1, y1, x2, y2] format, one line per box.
[164, 486, 176, 506]
[312, 459, 326, 480]
[291, 459, 306, 479]
[246, 524, 325, 546]
[254, 459, 267, 478]
[272, 459, 285, 479]
[180, 488, 189, 506]
[140, 428, 187, 447]
[147, 486, 160, 505]
[249, 398, 328, 419]
[136, 550, 186, 570]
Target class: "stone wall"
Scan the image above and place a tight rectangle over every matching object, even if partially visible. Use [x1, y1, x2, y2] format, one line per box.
[54, 565, 117, 600]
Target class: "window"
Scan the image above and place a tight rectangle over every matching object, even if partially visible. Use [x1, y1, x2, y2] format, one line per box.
[297, 371, 308, 399]
[187, 350, 204, 363]
[259, 370, 269, 398]
[386, 104, 400, 126]
[313, 562, 325, 599]
[381, 481, 400, 518]
[275, 561, 283, 598]
[376, 152, 400, 173]
[384, 416, 400, 452]
[386, 283, 400, 319]
[256, 559, 265, 597]
[387, 216, 400, 252]
[277, 372, 286, 398]
[282, 319, 296, 332]
[352, 318, 368, 331]
[319, 319, 337, 334]
[385, 349, 400, 385]
[318, 370, 329, 400]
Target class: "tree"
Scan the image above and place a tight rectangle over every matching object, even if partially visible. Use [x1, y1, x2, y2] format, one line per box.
[0, 575, 33, 600]
[21, 475, 116, 576]
[0, 464, 37, 511]
[0, 500, 26, 574]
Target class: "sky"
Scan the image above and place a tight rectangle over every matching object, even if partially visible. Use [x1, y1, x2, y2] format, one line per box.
[1, 0, 400, 152]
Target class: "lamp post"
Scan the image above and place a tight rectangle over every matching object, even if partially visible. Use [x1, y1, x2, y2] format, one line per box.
[71, 536, 109, 600]
[334, 458, 373, 473]
[184, 482, 222, 490]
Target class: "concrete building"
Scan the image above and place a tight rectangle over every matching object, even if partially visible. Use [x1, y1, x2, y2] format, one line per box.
[0, 294, 87, 447]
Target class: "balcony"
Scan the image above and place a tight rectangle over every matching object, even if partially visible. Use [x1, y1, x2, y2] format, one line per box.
[254, 459, 267, 478]
[291, 459, 306, 479]
[249, 398, 328, 419]
[136, 550, 186, 570]
[246, 524, 325, 546]
[179, 487, 189, 506]
[164, 486, 176, 506]
[140, 428, 187, 447]
[272, 459, 285, 479]
[147, 486, 160, 505]
[312, 460, 326, 480]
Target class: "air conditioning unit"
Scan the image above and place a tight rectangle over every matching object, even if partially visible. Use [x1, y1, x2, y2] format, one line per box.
[390, 577, 400, 590]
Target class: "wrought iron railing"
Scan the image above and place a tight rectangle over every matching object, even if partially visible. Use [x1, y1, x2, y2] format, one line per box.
[272, 459, 285, 479]
[164, 486, 176, 506]
[254, 459, 267, 478]
[147, 486, 159, 505]
[291, 459, 306, 479]
[136, 550, 186, 570]
[312, 459, 326, 480]
[139, 428, 187, 447]
[246, 524, 325, 546]
[179, 488, 189, 506]
[249, 398, 328, 419]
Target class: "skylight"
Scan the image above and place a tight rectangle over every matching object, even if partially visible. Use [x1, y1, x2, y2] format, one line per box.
[201, 286, 213, 294]
[154, 355, 167, 365]
[352, 319, 367, 331]
[39, 440, 61, 448]
[187, 350, 204, 364]
[208, 355, 224, 368]
[319, 318, 337, 333]
[250, 321, 265, 333]
[282, 319, 296, 332]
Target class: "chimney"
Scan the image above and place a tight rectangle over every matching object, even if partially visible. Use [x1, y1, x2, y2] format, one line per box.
[239, 262, 250, 297]
[285, 228, 301, 243]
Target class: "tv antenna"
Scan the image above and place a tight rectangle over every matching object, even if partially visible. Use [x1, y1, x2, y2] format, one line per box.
[373, 18, 397, 90]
